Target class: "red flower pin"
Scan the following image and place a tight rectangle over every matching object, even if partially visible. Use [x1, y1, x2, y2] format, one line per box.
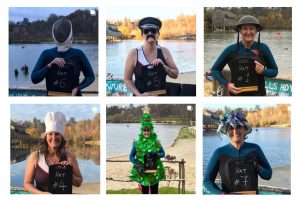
[252, 49, 259, 56]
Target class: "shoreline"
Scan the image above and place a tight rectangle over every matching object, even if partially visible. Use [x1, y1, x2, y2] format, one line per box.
[106, 138, 195, 192]
[73, 182, 100, 194]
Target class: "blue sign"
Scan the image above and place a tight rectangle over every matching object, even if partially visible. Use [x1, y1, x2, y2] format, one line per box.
[106, 80, 132, 96]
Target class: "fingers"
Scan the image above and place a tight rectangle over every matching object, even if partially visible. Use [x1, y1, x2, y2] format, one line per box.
[254, 60, 264, 74]
[59, 160, 72, 166]
[227, 83, 242, 95]
[52, 58, 65, 68]
[151, 59, 163, 67]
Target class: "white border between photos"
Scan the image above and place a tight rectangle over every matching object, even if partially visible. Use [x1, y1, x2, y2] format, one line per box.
[1, 0, 298, 202]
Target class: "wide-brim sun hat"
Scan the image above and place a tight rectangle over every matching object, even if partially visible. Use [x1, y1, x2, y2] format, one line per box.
[219, 111, 252, 135]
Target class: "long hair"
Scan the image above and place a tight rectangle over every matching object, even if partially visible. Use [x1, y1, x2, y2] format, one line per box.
[40, 134, 67, 161]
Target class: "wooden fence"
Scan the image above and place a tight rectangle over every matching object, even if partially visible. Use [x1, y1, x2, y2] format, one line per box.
[106, 159, 186, 194]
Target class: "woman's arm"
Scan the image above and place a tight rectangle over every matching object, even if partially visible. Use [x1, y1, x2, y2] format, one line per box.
[124, 49, 144, 96]
[161, 47, 179, 79]
[129, 144, 137, 166]
[66, 150, 83, 187]
[203, 149, 223, 194]
[31, 50, 50, 84]
[210, 45, 233, 85]
[261, 44, 278, 78]
[256, 145, 272, 180]
[77, 50, 95, 90]
[24, 151, 50, 194]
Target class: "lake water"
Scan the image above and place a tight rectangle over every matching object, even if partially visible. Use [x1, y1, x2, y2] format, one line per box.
[9, 44, 98, 88]
[106, 40, 196, 78]
[204, 30, 292, 79]
[203, 127, 291, 172]
[11, 144, 100, 187]
[106, 123, 184, 158]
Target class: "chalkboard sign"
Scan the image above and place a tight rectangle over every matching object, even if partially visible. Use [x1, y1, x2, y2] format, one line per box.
[228, 159, 257, 193]
[49, 164, 73, 194]
[144, 153, 157, 173]
[141, 65, 167, 95]
[230, 57, 259, 92]
[46, 59, 79, 94]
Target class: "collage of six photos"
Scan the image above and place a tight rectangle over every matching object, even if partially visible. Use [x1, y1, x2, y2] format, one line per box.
[2, 0, 297, 202]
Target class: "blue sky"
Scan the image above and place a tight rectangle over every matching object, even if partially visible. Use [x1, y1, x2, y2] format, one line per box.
[11, 104, 100, 121]
[106, 7, 195, 21]
[9, 7, 96, 22]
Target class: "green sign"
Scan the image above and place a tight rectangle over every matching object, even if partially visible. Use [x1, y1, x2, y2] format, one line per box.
[106, 80, 132, 96]
[265, 78, 292, 96]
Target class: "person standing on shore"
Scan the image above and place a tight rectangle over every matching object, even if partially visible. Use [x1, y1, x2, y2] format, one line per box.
[129, 106, 166, 194]
[31, 18, 95, 96]
[210, 15, 278, 96]
[203, 111, 272, 194]
[124, 17, 179, 96]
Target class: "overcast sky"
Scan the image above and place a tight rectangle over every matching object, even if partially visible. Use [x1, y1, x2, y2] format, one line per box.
[9, 7, 96, 22]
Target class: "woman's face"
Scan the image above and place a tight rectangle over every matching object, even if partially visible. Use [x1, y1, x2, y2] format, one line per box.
[46, 132, 63, 149]
[227, 125, 246, 143]
[143, 127, 151, 138]
[240, 24, 257, 44]
[142, 28, 159, 43]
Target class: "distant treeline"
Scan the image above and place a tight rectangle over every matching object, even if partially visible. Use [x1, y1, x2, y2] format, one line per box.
[107, 104, 196, 123]
[206, 104, 290, 128]
[9, 9, 98, 44]
[11, 113, 100, 144]
[204, 7, 292, 30]
[108, 14, 196, 40]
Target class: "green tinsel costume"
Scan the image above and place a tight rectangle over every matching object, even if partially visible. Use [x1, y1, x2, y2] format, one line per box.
[129, 111, 166, 186]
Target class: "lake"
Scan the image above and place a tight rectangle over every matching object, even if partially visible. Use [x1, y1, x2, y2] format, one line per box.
[106, 123, 184, 158]
[9, 44, 98, 88]
[106, 40, 196, 78]
[204, 30, 292, 79]
[203, 127, 291, 172]
[11, 144, 100, 187]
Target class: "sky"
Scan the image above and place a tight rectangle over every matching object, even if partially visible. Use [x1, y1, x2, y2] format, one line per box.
[106, 7, 196, 21]
[9, 7, 96, 22]
[11, 104, 100, 121]
[203, 104, 281, 111]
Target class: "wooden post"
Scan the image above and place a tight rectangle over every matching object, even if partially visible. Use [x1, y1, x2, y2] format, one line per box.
[181, 159, 186, 194]
[178, 160, 182, 194]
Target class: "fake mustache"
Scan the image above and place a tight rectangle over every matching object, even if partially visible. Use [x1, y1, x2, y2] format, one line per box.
[146, 34, 156, 40]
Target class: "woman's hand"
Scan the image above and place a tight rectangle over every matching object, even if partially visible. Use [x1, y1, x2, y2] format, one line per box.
[254, 60, 264, 75]
[71, 87, 79, 96]
[227, 82, 242, 95]
[59, 160, 72, 166]
[151, 59, 164, 67]
[48, 58, 65, 68]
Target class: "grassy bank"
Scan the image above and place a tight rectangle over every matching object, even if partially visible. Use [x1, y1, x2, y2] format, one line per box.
[107, 187, 195, 194]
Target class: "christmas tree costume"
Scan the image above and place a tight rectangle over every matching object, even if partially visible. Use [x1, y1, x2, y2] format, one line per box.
[129, 106, 166, 187]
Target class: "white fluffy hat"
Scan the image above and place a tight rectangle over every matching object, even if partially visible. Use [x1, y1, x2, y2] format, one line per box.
[45, 111, 67, 136]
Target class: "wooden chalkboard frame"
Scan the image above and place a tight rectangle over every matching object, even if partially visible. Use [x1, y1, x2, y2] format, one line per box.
[144, 153, 158, 173]
[48, 164, 73, 194]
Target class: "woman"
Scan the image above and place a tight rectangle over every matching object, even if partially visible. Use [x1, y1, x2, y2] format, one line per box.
[203, 112, 272, 194]
[124, 17, 179, 96]
[31, 18, 95, 96]
[24, 111, 82, 194]
[211, 15, 278, 96]
[129, 106, 166, 194]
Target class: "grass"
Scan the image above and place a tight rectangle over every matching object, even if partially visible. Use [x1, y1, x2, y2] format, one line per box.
[177, 126, 196, 139]
[107, 187, 195, 194]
